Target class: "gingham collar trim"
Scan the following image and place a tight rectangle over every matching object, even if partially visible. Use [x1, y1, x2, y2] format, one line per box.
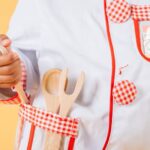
[19, 104, 79, 138]
[132, 5, 150, 21]
[107, 0, 150, 23]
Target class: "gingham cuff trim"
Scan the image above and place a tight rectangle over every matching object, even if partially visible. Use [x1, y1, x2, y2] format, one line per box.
[20, 61, 27, 91]
[0, 61, 27, 104]
[19, 104, 79, 138]
[0, 93, 21, 104]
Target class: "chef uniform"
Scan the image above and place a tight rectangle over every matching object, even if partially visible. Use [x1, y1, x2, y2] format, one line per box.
[0, 0, 150, 149]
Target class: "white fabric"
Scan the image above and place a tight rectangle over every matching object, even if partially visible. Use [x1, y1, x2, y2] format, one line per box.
[143, 28, 150, 54]
[6, 0, 150, 150]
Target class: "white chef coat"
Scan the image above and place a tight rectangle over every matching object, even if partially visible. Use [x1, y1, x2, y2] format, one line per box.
[4, 0, 150, 149]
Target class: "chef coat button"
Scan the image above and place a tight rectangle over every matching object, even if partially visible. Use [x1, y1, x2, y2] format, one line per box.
[107, 0, 131, 23]
[113, 80, 137, 105]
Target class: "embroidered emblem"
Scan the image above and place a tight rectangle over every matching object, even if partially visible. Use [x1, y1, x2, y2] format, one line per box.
[118, 64, 129, 75]
[113, 80, 137, 105]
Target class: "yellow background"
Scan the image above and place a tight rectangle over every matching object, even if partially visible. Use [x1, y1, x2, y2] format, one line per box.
[0, 0, 19, 150]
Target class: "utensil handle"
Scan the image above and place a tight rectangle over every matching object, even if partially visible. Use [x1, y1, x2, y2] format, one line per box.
[15, 117, 24, 150]
[44, 133, 62, 150]
[15, 83, 28, 104]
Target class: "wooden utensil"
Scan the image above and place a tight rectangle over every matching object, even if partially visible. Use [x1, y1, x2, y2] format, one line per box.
[0, 45, 28, 150]
[59, 69, 85, 117]
[42, 69, 62, 150]
[42, 69, 61, 113]
[51, 69, 85, 150]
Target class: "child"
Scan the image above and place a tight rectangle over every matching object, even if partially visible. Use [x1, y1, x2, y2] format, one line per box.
[0, 0, 150, 149]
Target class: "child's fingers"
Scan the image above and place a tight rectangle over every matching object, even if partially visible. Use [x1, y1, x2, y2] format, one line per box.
[1, 39, 11, 47]
[0, 34, 11, 47]
[0, 74, 18, 84]
[0, 34, 9, 41]
[0, 83, 18, 88]
[0, 72, 21, 84]
[0, 52, 19, 66]
[0, 59, 22, 86]
[0, 59, 21, 75]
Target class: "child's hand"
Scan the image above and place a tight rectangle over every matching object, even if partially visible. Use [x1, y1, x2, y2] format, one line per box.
[0, 34, 21, 88]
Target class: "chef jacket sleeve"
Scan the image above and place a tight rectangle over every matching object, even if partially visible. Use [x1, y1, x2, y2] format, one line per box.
[0, 0, 40, 102]
[0, 49, 39, 102]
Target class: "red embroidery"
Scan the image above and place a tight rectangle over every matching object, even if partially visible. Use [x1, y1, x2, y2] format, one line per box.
[118, 65, 129, 75]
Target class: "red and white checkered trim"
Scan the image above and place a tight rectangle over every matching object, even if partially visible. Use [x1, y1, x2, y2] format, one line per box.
[19, 104, 79, 138]
[131, 5, 150, 21]
[107, 0, 131, 23]
[0, 93, 21, 104]
[20, 62, 27, 91]
[0, 61, 27, 105]
[107, 0, 150, 23]
[113, 80, 137, 105]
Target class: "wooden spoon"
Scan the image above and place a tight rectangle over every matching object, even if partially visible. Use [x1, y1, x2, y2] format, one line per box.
[42, 69, 62, 150]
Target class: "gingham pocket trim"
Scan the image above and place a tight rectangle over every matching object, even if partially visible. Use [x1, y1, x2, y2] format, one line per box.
[19, 104, 79, 138]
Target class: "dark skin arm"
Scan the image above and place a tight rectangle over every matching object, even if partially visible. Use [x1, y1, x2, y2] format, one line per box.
[0, 34, 21, 88]
[0, 34, 22, 98]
